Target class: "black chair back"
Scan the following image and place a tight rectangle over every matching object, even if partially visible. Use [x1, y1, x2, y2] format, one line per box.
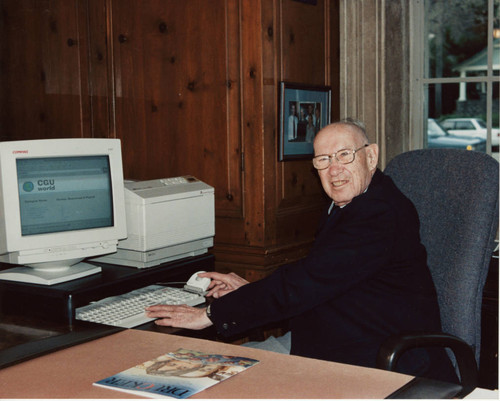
[384, 149, 499, 366]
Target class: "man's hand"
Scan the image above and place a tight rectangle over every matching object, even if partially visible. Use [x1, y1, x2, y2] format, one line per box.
[144, 271, 248, 329]
[145, 304, 213, 329]
[199, 271, 249, 298]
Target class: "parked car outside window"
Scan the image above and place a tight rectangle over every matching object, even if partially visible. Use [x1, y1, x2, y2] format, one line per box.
[427, 119, 486, 152]
[441, 118, 499, 150]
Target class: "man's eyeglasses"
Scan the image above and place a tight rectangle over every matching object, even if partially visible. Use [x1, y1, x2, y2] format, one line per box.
[312, 144, 369, 170]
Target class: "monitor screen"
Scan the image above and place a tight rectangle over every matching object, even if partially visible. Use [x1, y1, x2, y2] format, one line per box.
[0, 138, 127, 285]
[18, 156, 113, 236]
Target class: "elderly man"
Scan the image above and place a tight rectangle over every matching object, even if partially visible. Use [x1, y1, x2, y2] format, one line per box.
[146, 119, 456, 383]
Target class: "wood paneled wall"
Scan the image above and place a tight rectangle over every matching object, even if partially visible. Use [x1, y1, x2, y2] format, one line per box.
[0, 1, 90, 140]
[0, 0, 339, 280]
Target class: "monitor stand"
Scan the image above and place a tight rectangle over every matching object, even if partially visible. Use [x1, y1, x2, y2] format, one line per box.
[0, 263, 102, 286]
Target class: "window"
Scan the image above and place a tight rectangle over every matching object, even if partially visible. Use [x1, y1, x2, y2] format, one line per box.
[411, 0, 499, 156]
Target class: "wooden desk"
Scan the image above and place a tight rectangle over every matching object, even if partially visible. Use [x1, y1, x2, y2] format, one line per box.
[0, 329, 413, 399]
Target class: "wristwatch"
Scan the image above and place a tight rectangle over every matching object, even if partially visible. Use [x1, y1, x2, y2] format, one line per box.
[206, 304, 213, 320]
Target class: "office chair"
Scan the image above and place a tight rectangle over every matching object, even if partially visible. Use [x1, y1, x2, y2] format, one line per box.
[379, 149, 499, 398]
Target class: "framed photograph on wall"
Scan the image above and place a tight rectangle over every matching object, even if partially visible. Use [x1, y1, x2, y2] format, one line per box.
[278, 82, 331, 161]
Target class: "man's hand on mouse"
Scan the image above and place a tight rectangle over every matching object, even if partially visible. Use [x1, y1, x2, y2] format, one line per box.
[199, 271, 249, 298]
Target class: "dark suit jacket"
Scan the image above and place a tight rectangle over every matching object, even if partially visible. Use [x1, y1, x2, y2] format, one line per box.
[210, 169, 456, 382]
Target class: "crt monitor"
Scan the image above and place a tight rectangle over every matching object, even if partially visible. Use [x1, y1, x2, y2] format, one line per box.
[0, 138, 127, 285]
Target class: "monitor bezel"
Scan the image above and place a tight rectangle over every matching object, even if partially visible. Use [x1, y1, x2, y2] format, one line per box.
[0, 138, 127, 256]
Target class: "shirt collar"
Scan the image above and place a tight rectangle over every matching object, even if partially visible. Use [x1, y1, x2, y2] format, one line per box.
[327, 185, 371, 215]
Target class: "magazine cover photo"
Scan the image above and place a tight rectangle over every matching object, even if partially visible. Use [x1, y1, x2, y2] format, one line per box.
[94, 348, 259, 399]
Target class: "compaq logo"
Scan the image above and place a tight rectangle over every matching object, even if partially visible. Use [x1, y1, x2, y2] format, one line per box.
[12, 150, 28, 154]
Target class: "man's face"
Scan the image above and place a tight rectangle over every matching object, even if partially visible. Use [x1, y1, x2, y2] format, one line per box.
[314, 125, 378, 207]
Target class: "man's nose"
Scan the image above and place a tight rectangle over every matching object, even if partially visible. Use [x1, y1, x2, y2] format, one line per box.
[326, 159, 344, 175]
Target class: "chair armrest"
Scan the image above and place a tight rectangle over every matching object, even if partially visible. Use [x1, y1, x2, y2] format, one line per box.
[376, 331, 477, 398]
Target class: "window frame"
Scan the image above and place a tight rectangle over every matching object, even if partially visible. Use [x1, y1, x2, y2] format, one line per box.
[410, 0, 498, 154]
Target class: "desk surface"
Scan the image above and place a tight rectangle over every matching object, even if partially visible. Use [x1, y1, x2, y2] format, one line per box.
[0, 329, 413, 399]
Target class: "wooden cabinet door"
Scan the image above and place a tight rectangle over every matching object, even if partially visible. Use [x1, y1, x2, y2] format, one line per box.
[109, 0, 243, 218]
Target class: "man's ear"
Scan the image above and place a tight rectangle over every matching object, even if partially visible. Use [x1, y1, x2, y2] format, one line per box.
[366, 144, 379, 170]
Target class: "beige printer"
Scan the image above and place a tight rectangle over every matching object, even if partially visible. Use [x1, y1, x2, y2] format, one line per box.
[94, 176, 214, 268]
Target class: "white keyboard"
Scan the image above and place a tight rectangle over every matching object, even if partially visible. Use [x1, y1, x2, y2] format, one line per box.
[75, 285, 205, 328]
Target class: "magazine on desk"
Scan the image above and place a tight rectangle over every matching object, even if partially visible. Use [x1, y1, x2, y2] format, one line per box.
[93, 348, 259, 399]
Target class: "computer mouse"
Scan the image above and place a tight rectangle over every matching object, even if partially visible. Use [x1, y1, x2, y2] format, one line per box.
[184, 271, 211, 294]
